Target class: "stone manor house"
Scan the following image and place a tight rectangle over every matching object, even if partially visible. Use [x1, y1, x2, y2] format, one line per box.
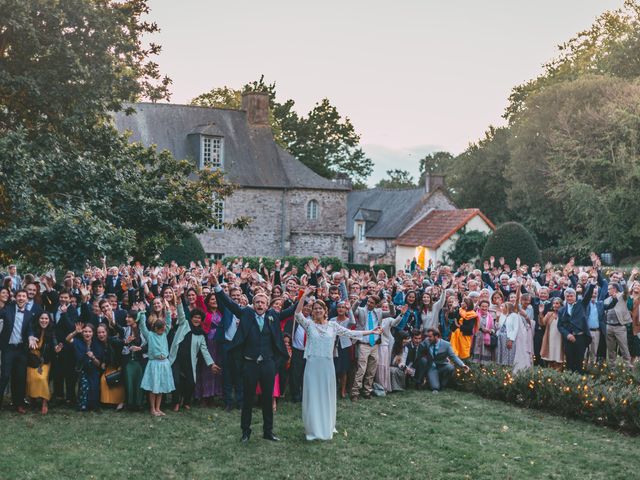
[113, 93, 494, 269]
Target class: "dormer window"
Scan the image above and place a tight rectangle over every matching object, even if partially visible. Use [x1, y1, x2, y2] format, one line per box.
[201, 135, 223, 168]
[307, 199, 319, 220]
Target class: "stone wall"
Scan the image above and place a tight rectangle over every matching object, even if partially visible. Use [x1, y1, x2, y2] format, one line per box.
[288, 189, 348, 259]
[198, 187, 348, 259]
[198, 188, 285, 258]
[352, 238, 395, 264]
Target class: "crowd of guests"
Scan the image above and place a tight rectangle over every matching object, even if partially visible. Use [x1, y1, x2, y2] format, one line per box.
[1, 252, 639, 416]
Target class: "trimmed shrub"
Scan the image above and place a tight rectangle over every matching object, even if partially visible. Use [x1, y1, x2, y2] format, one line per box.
[160, 232, 206, 266]
[482, 222, 541, 267]
[452, 363, 640, 434]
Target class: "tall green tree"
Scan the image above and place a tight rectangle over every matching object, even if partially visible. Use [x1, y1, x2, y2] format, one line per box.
[191, 78, 374, 184]
[418, 151, 453, 184]
[0, 0, 244, 270]
[375, 169, 416, 189]
[507, 76, 640, 257]
[446, 127, 511, 224]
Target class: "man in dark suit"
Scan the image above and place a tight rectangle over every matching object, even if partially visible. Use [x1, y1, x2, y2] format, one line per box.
[418, 328, 469, 392]
[105, 267, 123, 301]
[24, 281, 44, 318]
[104, 295, 127, 326]
[0, 290, 35, 412]
[214, 284, 245, 411]
[558, 279, 596, 373]
[212, 275, 294, 443]
[52, 290, 79, 403]
[404, 329, 424, 387]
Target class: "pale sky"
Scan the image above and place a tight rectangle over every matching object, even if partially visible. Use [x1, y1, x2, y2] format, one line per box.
[146, 0, 623, 184]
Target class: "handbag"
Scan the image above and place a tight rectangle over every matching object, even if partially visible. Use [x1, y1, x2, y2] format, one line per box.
[489, 333, 498, 349]
[105, 368, 123, 387]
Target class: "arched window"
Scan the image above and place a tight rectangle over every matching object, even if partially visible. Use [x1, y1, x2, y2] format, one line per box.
[307, 199, 319, 220]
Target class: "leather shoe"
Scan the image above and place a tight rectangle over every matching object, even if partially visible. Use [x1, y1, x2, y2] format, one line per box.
[350, 396, 359, 402]
[241, 432, 251, 444]
[263, 433, 280, 442]
[16, 406, 26, 414]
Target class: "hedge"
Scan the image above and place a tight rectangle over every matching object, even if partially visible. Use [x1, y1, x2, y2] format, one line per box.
[482, 222, 541, 267]
[218, 257, 396, 277]
[221, 256, 344, 273]
[452, 363, 640, 434]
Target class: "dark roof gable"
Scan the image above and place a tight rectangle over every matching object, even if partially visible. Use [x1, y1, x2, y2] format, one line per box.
[112, 103, 349, 191]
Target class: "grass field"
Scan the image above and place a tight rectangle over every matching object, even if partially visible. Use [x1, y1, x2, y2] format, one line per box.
[1, 390, 638, 480]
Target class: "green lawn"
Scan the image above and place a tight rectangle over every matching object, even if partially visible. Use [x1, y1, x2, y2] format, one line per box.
[1, 390, 638, 480]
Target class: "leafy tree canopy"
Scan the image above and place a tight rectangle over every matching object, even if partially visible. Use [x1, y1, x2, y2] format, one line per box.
[418, 151, 454, 184]
[375, 169, 417, 189]
[0, 0, 245, 271]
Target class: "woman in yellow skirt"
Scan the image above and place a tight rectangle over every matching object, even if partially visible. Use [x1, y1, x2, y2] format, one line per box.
[450, 297, 478, 361]
[96, 324, 125, 409]
[27, 312, 62, 415]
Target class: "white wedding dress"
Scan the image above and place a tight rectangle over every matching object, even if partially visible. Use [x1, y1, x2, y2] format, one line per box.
[295, 312, 365, 440]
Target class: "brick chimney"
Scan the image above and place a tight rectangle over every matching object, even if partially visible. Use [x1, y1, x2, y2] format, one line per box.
[241, 92, 270, 126]
[425, 173, 445, 194]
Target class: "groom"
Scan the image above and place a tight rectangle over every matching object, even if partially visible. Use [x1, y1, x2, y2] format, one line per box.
[212, 274, 294, 443]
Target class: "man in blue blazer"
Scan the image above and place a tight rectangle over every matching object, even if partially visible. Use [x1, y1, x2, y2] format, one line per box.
[417, 328, 469, 392]
[558, 279, 596, 373]
[0, 290, 35, 412]
[211, 274, 296, 443]
[585, 285, 606, 363]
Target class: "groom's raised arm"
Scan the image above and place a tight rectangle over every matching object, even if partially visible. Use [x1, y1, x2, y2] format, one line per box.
[211, 273, 244, 319]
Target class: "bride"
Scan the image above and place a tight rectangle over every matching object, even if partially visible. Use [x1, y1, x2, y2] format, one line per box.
[294, 287, 381, 441]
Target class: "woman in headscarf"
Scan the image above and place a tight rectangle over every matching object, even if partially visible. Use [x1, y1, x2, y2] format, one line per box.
[168, 304, 220, 412]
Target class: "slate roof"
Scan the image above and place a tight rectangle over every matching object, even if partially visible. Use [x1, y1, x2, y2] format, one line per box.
[112, 103, 349, 191]
[346, 188, 425, 239]
[395, 208, 496, 248]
